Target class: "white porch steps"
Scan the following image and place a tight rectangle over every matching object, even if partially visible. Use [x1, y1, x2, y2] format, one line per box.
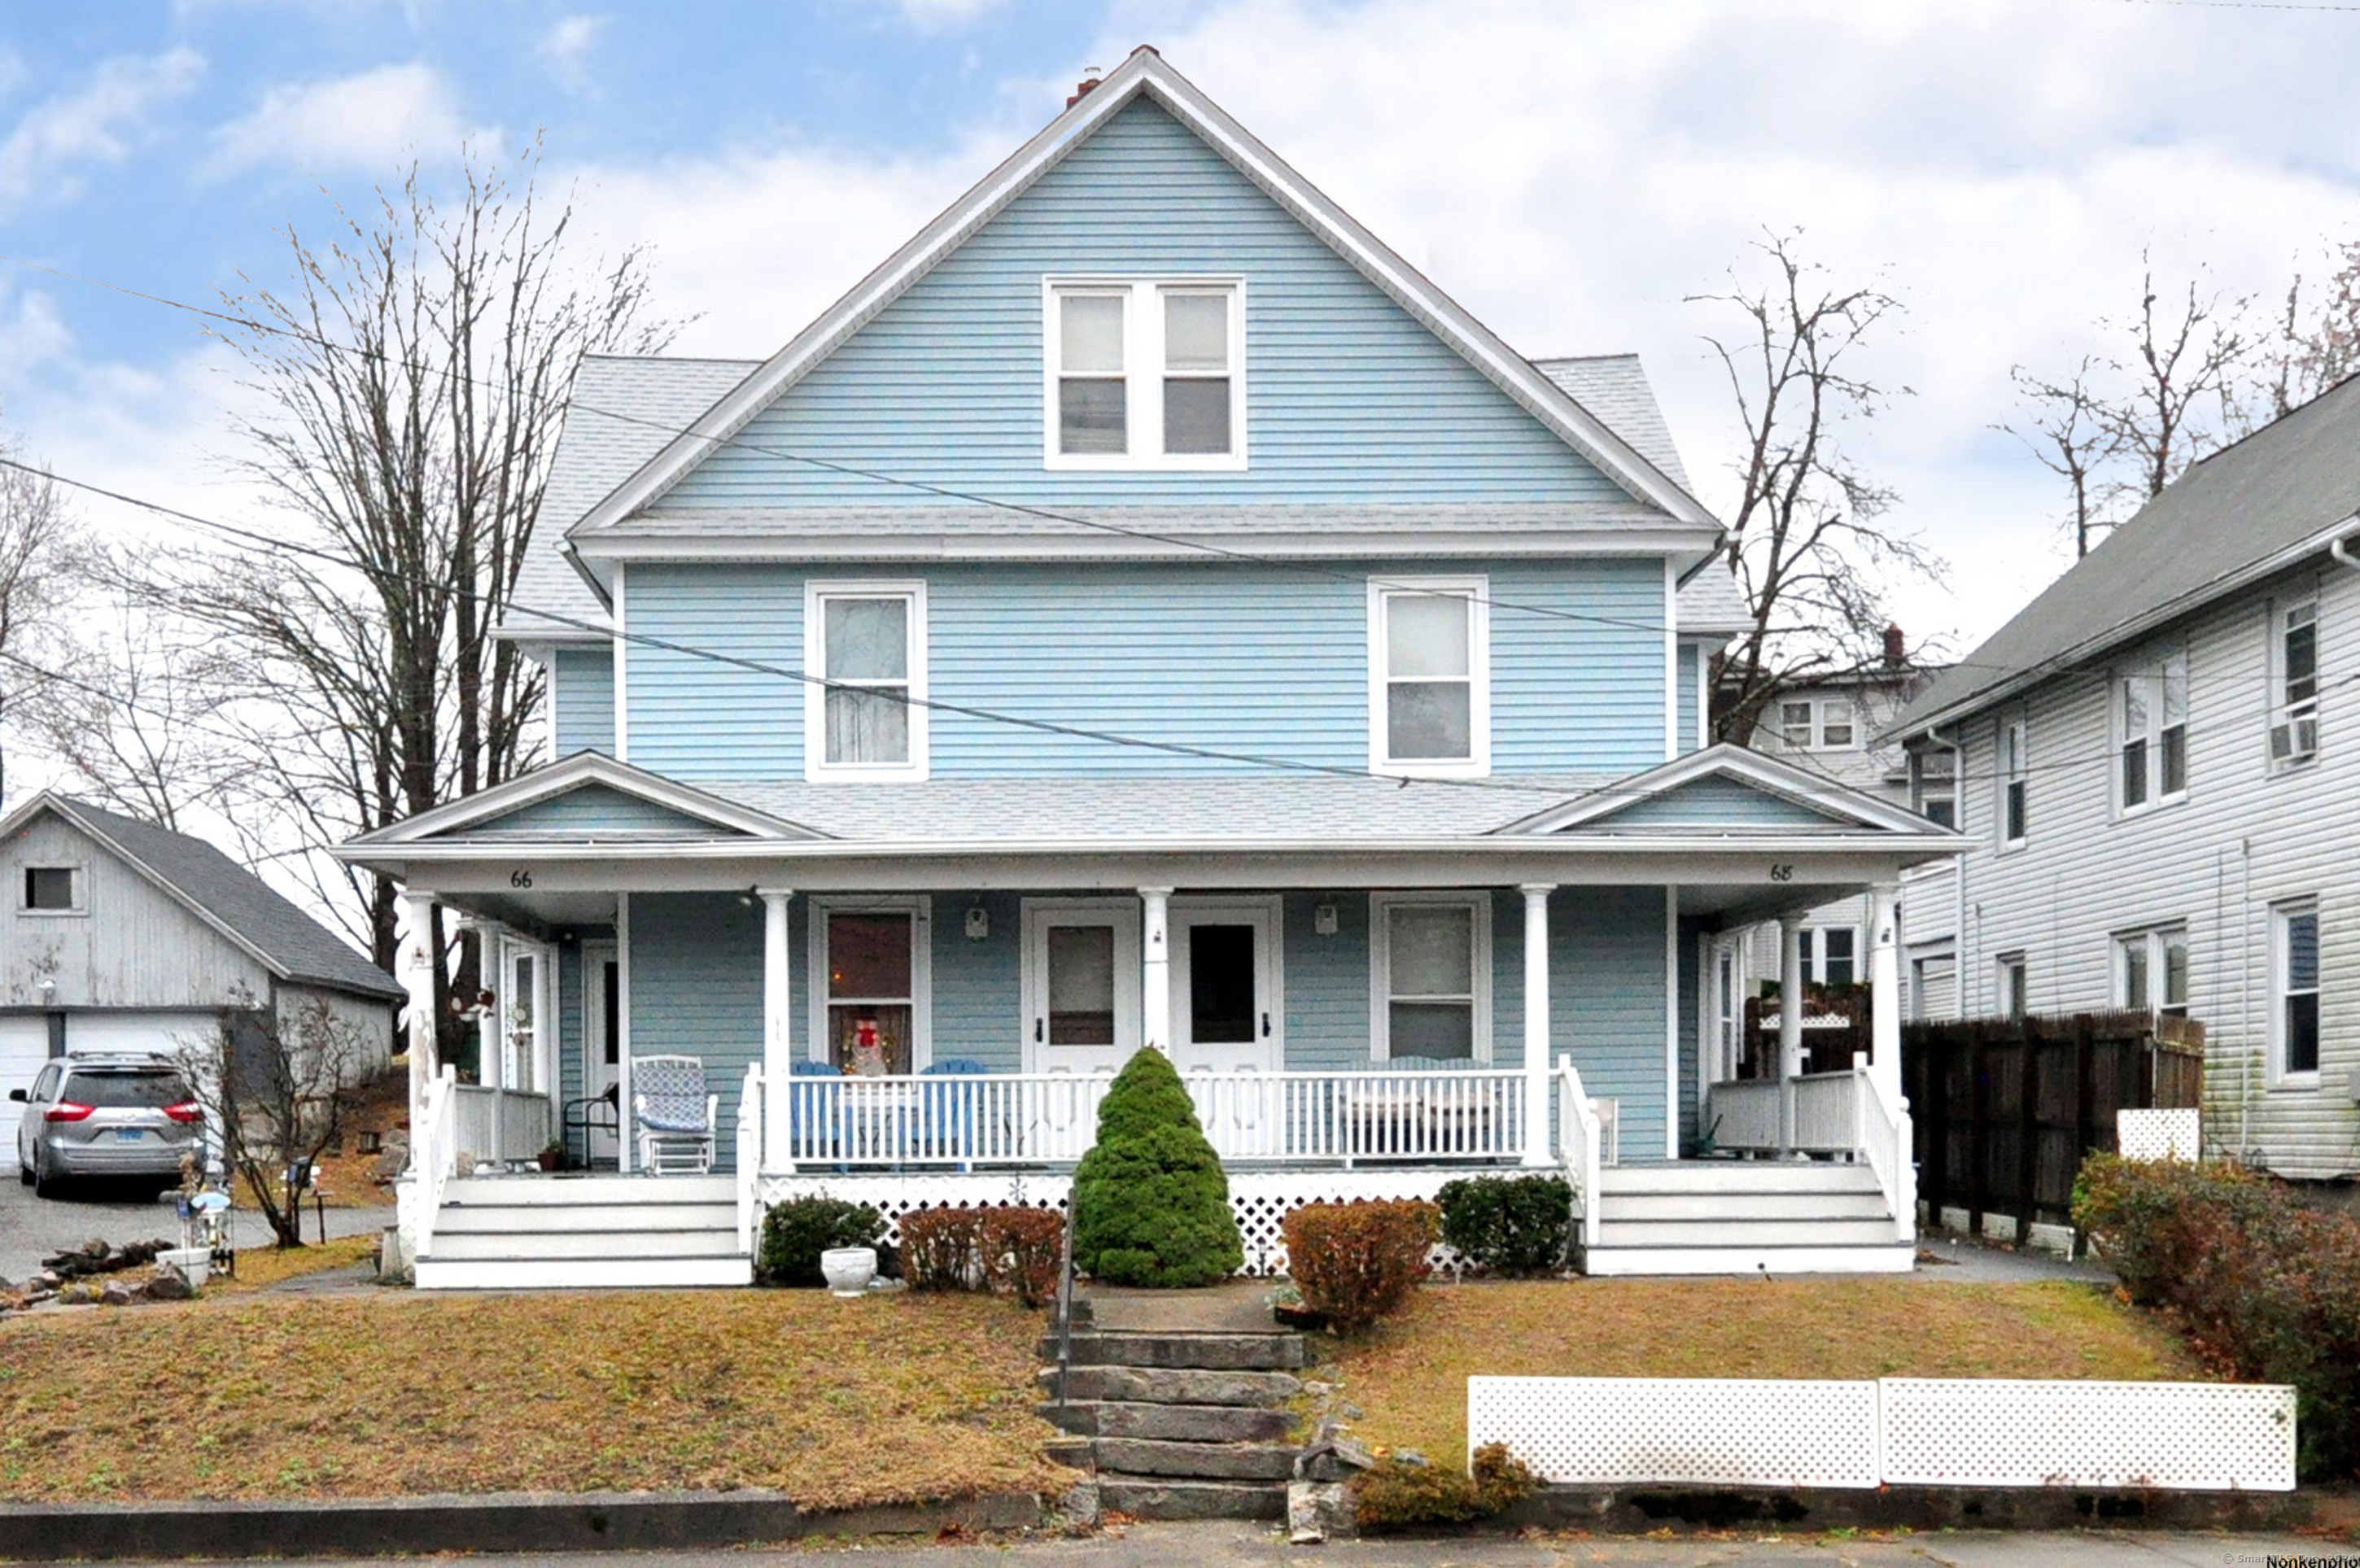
[414, 1174, 752, 1290]
[1581, 1161, 1916, 1277]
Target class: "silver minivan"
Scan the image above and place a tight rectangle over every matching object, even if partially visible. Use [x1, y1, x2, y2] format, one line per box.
[11, 1054, 203, 1199]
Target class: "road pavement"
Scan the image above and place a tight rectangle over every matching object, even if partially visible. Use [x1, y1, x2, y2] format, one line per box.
[0, 1167, 387, 1284]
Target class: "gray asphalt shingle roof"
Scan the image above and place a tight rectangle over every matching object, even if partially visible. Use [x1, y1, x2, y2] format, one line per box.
[1895, 373, 2360, 735]
[47, 797, 404, 1000]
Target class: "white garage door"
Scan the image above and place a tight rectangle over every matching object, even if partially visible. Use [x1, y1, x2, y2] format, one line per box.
[65, 1011, 217, 1059]
[0, 1015, 48, 1101]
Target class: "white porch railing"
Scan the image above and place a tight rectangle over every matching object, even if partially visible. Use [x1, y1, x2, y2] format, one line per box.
[766, 1066, 1535, 1171]
[1858, 1065, 1916, 1244]
[1705, 1063, 1916, 1243]
[413, 1064, 459, 1260]
[1555, 1055, 1602, 1251]
[1790, 1071, 1860, 1155]
[736, 1065, 764, 1253]
[1704, 1077, 1781, 1151]
[450, 1084, 554, 1166]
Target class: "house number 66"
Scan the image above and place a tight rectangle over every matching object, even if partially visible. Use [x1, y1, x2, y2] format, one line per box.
[509, 870, 534, 889]
[1768, 863, 1794, 882]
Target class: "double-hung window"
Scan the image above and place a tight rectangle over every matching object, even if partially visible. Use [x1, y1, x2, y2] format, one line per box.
[2270, 596, 2318, 769]
[1801, 928, 1859, 987]
[2114, 927, 2189, 1020]
[1909, 749, 1957, 829]
[1370, 578, 1489, 776]
[1370, 893, 1491, 1062]
[2274, 902, 2320, 1083]
[1045, 280, 1243, 467]
[805, 582, 927, 780]
[1777, 697, 1856, 751]
[1996, 954, 2028, 1019]
[2117, 652, 2188, 811]
[1999, 718, 2029, 849]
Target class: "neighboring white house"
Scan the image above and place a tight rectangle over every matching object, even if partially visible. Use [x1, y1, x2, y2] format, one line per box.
[1890, 373, 2360, 1183]
[0, 793, 403, 1100]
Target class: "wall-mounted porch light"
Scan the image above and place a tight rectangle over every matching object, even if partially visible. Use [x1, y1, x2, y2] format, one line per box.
[964, 904, 991, 940]
[1313, 903, 1339, 937]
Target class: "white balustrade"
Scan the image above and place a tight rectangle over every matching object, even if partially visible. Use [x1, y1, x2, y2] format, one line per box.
[1704, 1077, 1782, 1152]
[736, 1065, 764, 1252]
[413, 1064, 459, 1260]
[1789, 1071, 1860, 1155]
[1555, 1055, 1602, 1251]
[1857, 1063, 1916, 1244]
[449, 1084, 555, 1166]
[765, 1065, 1534, 1171]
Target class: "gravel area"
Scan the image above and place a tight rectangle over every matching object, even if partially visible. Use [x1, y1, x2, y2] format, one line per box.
[0, 1171, 387, 1286]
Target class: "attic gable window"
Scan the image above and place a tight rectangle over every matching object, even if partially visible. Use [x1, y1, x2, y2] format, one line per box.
[21, 867, 77, 912]
[1046, 279, 1243, 470]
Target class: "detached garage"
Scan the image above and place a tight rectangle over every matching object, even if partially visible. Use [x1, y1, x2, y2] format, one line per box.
[0, 793, 402, 1103]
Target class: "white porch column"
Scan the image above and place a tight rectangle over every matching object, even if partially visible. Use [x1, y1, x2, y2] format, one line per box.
[399, 890, 439, 1149]
[1140, 887, 1173, 1054]
[759, 887, 794, 1171]
[1868, 882, 1903, 1099]
[1777, 914, 1806, 1153]
[1520, 884, 1555, 1168]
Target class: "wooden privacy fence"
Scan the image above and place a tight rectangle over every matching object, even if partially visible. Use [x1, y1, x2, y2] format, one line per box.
[1901, 1011, 2204, 1239]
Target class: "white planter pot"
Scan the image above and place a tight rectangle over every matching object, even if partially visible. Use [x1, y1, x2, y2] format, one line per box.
[159, 1247, 212, 1289]
[820, 1246, 878, 1298]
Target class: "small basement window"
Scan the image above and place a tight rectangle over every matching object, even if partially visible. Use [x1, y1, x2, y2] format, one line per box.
[23, 867, 76, 911]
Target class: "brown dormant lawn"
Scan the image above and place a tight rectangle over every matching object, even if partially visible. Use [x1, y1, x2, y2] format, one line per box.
[1329, 1277, 2202, 1465]
[0, 1291, 1063, 1508]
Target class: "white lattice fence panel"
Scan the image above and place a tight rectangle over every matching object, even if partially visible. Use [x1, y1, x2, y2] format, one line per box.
[1880, 1380, 2296, 1491]
[2117, 1107, 2200, 1163]
[1228, 1168, 1459, 1277]
[1468, 1378, 1881, 1488]
[758, 1173, 1072, 1247]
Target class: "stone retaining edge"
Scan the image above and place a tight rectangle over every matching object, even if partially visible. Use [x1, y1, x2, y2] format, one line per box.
[0, 1488, 1043, 1561]
[1489, 1481, 2360, 1536]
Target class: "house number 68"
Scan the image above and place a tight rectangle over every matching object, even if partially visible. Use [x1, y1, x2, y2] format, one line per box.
[1768, 863, 1794, 882]
[509, 870, 534, 889]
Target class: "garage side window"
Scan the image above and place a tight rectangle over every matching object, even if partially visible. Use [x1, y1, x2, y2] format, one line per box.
[22, 867, 77, 912]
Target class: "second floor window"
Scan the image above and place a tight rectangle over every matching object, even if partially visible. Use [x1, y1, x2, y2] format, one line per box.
[2115, 927, 2189, 1020]
[1370, 579, 1488, 776]
[1909, 749, 1957, 829]
[2118, 652, 2187, 811]
[1999, 718, 2028, 848]
[1047, 280, 1242, 467]
[2270, 596, 2318, 769]
[1777, 697, 1855, 750]
[806, 583, 927, 780]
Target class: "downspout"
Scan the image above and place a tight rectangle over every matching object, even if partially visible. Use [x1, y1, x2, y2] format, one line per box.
[2329, 533, 2360, 575]
[2240, 836, 2253, 1161]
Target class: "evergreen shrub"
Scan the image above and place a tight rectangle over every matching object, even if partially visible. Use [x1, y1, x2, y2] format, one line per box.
[2074, 1152, 2360, 1481]
[1353, 1443, 1537, 1529]
[1070, 1049, 1244, 1287]
[756, 1194, 885, 1286]
[1436, 1173, 1572, 1276]
[1282, 1198, 1438, 1334]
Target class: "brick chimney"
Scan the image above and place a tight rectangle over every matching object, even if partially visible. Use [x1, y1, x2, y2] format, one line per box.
[1066, 69, 1104, 108]
[1882, 622, 1907, 669]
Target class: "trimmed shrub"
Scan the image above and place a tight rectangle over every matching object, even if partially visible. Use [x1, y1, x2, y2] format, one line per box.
[1436, 1174, 1571, 1277]
[1282, 1198, 1438, 1334]
[901, 1206, 986, 1291]
[1353, 1442, 1537, 1529]
[979, 1206, 1065, 1308]
[1071, 1049, 1244, 1287]
[756, 1194, 885, 1287]
[2074, 1153, 2360, 1481]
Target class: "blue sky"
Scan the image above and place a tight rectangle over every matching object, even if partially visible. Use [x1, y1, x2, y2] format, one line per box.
[5, 0, 2360, 653]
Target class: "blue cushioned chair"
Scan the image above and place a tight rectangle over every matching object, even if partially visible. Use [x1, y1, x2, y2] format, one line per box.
[918, 1058, 991, 1167]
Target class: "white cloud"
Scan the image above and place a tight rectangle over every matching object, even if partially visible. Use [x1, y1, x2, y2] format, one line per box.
[537, 15, 610, 90]
[0, 48, 204, 213]
[205, 61, 484, 179]
[877, 0, 1010, 28]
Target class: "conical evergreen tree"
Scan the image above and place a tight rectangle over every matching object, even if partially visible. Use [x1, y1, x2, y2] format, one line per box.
[1070, 1048, 1244, 1287]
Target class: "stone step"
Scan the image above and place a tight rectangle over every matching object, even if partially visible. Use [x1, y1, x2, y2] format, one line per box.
[1095, 1477, 1287, 1522]
[1090, 1438, 1298, 1482]
[1035, 1365, 1303, 1407]
[1041, 1331, 1305, 1371]
[1037, 1400, 1298, 1444]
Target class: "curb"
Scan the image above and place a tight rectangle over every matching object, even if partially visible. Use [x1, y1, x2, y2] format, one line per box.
[0, 1488, 1043, 1561]
[1493, 1482, 2360, 1536]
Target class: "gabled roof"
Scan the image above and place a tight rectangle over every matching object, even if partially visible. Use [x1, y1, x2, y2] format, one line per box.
[348, 753, 825, 847]
[3, 794, 404, 1000]
[1895, 372, 2360, 739]
[1493, 745, 1953, 839]
[562, 47, 1718, 553]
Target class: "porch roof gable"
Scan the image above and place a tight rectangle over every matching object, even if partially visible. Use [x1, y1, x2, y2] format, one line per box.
[353, 753, 828, 847]
[1493, 745, 1954, 840]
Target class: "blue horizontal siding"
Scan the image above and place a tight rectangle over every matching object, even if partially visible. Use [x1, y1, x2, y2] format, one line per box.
[624, 557, 1665, 780]
[1601, 775, 1838, 830]
[627, 894, 762, 1173]
[931, 893, 1023, 1071]
[1283, 893, 1371, 1069]
[474, 784, 720, 836]
[1676, 642, 1700, 756]
[661, 97, 1619, 509]
[553, 647, 614, 757]
[1549, 886, 1669, 1161]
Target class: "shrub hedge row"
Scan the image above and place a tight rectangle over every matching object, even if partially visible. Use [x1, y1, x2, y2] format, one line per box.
[2073, 1153, 2360, 1481]
[1436, 1173, 1572, 1276]
[901, 1203, 1065, 1305]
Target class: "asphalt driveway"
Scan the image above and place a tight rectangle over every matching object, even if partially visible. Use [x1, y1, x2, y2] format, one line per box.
[0, 1170, 387, 1285]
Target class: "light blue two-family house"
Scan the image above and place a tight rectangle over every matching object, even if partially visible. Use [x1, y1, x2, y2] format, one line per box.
[346, 50, 1957, 1289]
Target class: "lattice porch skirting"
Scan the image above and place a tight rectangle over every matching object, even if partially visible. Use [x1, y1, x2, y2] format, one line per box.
[754, 1167, 1465, 1276]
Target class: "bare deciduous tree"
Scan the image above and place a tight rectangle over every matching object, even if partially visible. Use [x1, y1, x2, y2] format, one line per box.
[1695, 231, 1943, 744]
[0, 437, 78, 803]
[1999, 358, 2120, 561]
[180, 992, 375, 1249]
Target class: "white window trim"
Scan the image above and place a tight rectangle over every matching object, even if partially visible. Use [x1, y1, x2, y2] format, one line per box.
[1801, 924, 1862, 987]
[803, 579, 929, 781]
[2270, 899, 2320, 1090]
[1776, 697, 1860, 753]
[1368, 890, 1493, 1064]
[1042, 276, 1247, 472]
[2111, 925, 2190, 1020]
[1995, 952, 2028, 1019]
[805, 895, 934, 1071]
[1017, 897, 1143, 1072]
[17, 863, 87, 918]
[1995, 715, 2030, 852]
[2269, 595, 2319, 773]
[2115, 649, 2189, 817]
[1367, 575, 1492, 779]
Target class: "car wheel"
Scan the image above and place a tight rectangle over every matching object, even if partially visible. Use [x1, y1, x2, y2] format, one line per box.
[16, 1158, 29, 1186]
[31, 1147, 66, 1199]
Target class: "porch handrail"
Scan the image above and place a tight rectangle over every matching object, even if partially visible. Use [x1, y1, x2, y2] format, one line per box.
[450, 1083, 553, 1166]
[413, 1064, 458, 1260]
[1856, 1062, 1917, 1244]
[736, 1065, 764, 1256]
[1555, 1055, 1602, 1251]
[766, 1064, 1535, 1171]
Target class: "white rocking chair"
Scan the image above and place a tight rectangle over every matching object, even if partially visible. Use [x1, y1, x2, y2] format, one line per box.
[633, 1055, 719, 1175]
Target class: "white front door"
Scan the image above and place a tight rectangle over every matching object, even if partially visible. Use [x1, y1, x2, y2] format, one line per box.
[1168, 899, 1283, 1074]
[1021, 899, 1140, 1075]
[582, 942, 620, 1165]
